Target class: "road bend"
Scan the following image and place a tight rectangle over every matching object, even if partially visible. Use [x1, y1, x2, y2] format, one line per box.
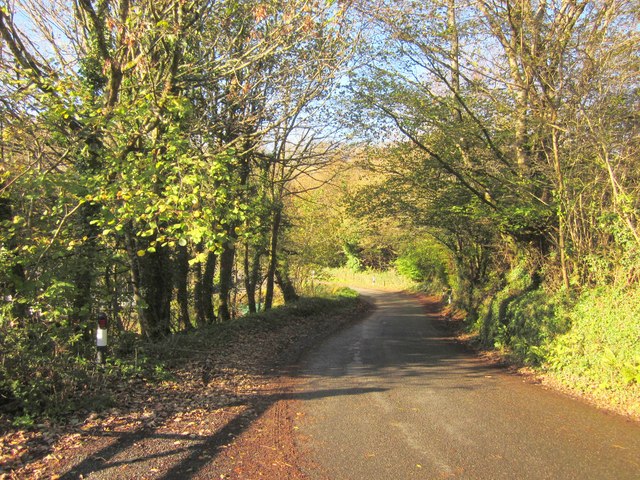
[293, 289, 640, 480]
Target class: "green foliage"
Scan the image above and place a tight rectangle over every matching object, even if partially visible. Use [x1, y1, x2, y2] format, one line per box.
[498, 202, 553, 242]
[285, 185, 347, 270]
[0, 319, 92, 417]
[343, 242, 363, 271]
[546, 286, 640, 411]
[0, 315, 172, 419]
[486, 289, 567, 365]
[394, 240, 451, 292]
[0, 287, 363, 420]
[473, 263, 566, 363]
[331, 286, 359, 298]
[0, 0, 361, 420]
[1, 0, 638, 421]
[11, 414, 35, 429]
[473, 271, 640, 415]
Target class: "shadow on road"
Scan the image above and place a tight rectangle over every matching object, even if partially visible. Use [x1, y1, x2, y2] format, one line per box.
[297, 291, 504, 392]
[60, 290, 497, 479]
[60, 386, 387, 479]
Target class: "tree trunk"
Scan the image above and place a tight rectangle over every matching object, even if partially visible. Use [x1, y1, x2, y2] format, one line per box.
[0, 198, 27, 320]
[218, 239, 236, 322]
[142, 246, 173, 338]
[264, 207, 282, 310]
[448, 0, 463, 123]
[477, 1, 532, 173]
[71, 202, 100, 336]
[202, 251, 217, 324]
[551, 128, 570, 290]
[275, 265, 298, 304]
[175, 244, 192, 331]
[244, 242, 263, 314]
[195, 248, 217, 326]
[104, 262, 125, 331]
[217, 150, 251, 321]
[124, 229, 172, 339]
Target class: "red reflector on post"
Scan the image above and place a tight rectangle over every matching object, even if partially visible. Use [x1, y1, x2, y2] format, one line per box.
[97, 312, 108, 329]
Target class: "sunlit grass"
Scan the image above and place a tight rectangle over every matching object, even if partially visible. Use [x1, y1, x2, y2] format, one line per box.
[322, 267, 418, 291]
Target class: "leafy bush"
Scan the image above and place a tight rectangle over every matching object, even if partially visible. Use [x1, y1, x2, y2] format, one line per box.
[0, 287, 366, 421]
[546, 286, 640, 415]
[395, 241, 450, 292]
[0, 320, 93, 417]
[475, 265, 545, 351]
[474, 268, 640, 416]
[342, 242, 363, 272]
[331, 286, 359, 298]
[0, 317, 167, 419]
[492, 289, 568, 365]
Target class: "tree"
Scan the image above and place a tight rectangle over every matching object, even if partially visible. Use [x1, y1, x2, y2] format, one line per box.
[347, 0, 639, 295]
[1, 0, 359, 335]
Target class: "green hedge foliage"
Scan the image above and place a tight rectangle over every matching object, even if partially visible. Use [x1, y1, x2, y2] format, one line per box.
[474, 269, 640, 416]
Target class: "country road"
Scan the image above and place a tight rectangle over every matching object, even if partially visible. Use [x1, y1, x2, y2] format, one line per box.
[293, 289, 640, 480]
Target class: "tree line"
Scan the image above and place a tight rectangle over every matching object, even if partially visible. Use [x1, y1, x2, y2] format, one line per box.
[0, 0, 355, 334]
[344, 0, 638, 308]
[1, 0, 638, 416]
[326, 0, 639, 405]
[0, 0, 357, 413]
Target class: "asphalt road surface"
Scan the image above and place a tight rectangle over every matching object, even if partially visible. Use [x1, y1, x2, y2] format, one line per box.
[294, 289, 640, 479]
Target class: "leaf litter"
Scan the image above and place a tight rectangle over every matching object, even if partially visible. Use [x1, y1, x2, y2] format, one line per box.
[1, 297, 369, 479]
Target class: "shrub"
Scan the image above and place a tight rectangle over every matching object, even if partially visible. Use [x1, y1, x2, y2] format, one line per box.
[473, 271, 640, 417]
[546, 286, 640, 414]
[395, 241, 450, 293]
[0, 320, 93, 417]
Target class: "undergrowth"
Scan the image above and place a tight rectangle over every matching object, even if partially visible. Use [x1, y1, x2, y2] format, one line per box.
[473, 267, 640, 418]
[546, 287, 640, 417]
[148, 287, 363, 367]
[0, 288, 363, 424]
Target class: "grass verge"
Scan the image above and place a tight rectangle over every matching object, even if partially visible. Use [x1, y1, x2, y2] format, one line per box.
[0, 288, 369, 429]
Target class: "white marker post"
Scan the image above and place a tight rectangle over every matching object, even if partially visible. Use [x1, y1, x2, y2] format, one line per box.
[96, 312, 108, 365]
